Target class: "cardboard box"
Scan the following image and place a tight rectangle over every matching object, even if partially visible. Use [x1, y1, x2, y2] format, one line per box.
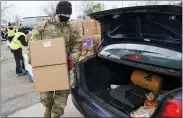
[29, 38, 67, 67]
[94, 21, 100, 27]
[93, 35, 101, 51]
[93, 35, 101, 45]
[92, 28, 97, 35]
[83, 20, 101, 36]
[83, 20, 96, 36]
[30, 38, 70, 92]
[33, 64, 70, 92]
[96, 27, 101, 35]
[92, 27, 101, 35]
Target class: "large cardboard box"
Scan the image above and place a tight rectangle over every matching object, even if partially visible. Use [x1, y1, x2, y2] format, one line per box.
[96, 27, 101, 35]
[92, 35, 101, 52]
[83, 20, 101, 36]
[93, 35, 101, 45]
[30, 38, 70, 92]
[94, 21, 100, 27]
[83, 20, 96, 36]
[92, 27, 101, 35]
[29, 38, 67, 67]
[33, 64, 70, 92]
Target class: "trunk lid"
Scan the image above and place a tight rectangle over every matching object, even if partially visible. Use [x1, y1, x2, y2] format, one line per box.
[89, 5, 182, 52]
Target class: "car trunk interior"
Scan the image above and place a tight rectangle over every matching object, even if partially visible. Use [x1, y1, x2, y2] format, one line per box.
[82, 56, 181, 116]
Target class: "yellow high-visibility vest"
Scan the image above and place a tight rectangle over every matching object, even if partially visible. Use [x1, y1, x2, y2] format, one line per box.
[7, 27, 16, 37]
[92, 8, 101, 13]
[10, 32, 25, 50]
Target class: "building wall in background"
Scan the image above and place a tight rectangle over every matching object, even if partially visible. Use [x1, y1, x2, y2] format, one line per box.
[1, 20, 8, 26]
[20, 16, 51, 26]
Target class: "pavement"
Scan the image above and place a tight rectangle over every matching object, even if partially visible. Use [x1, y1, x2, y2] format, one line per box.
[8, 94, 83, 117]
[1, 41, 40, 117]
[1, 41, 83, 117]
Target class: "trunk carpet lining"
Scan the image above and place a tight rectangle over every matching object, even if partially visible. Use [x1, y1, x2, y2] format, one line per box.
[109, 84, 149, 109]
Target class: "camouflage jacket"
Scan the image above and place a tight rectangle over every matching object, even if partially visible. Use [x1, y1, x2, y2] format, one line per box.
[27, 19, 82, 63]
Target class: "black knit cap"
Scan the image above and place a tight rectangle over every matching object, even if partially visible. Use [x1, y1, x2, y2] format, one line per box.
[56, 1, 72, 15]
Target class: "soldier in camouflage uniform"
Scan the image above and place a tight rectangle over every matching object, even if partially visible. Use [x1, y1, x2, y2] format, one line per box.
[27, 1, 82, 117]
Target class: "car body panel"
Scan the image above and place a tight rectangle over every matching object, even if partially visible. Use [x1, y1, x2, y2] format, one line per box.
[71, 89, 116, 117]
[71, 5, 182, 118]
[89, 5, 182, 20]
[100, 43, 182, 69]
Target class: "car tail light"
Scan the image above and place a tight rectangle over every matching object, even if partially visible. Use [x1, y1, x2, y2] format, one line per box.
[128, 55, 142, 61]
[161, 98, 182, 118]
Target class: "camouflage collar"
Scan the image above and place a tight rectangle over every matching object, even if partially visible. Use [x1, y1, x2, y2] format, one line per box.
[48, 17, 70, 29]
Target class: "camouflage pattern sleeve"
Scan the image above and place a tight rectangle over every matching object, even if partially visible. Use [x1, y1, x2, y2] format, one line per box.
[30, 21, 47, 41]
[27, 21, 47, 63]
[62, 24, 82, 61]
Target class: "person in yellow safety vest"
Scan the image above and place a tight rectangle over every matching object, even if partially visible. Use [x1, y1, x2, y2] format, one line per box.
[92, 7, 101, 13]
[10, 27, 29, 76]
[6, 23, 16, 42]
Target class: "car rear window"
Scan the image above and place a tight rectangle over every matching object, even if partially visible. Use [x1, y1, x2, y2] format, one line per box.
[141, 15, 181, 38]
[106, 14, 181, 39]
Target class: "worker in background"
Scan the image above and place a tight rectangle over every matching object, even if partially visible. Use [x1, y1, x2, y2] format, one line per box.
[6, 22, 16, 42]
[27, 1, 82, 118]
[10, 27, 29, 76]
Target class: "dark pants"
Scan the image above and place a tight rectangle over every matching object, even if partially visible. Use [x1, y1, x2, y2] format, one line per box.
[11, 49, 25, 74]
[8, 36, 14, 42]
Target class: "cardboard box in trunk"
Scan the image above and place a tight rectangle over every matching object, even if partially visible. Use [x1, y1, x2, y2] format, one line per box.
[29, 38, 67, 67]
[33, 64, 70, 92]
[29, 38, 70, 92]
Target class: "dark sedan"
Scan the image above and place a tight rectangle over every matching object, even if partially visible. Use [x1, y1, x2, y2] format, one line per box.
[71, 5, 182, 118]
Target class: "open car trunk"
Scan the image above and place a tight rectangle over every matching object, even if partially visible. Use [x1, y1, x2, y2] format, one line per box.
[81, 5, 182, 117]
[82, 56, 181, 117]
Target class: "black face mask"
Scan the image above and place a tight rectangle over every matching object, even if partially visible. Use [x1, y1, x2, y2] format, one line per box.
[58, 15, 70, 22]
